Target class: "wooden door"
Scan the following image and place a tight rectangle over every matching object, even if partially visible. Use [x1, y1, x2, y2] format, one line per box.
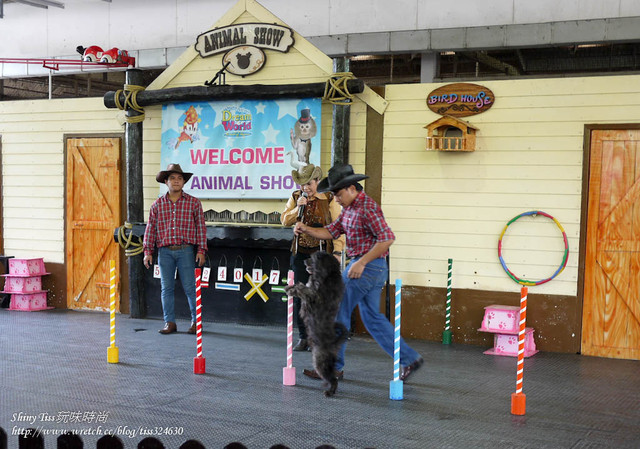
[66, 137, 121, 311]
[583, 129, 640, 360]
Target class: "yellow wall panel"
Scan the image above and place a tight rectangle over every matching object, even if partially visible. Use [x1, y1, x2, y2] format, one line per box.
[383, 75, 640, 296]
[0, 97, 122, 263]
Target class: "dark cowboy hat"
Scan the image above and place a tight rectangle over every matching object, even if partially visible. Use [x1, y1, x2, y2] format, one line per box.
[317, 163, 368, 193]
[291, 164, 322, 186]
[156, 163, 193, 183]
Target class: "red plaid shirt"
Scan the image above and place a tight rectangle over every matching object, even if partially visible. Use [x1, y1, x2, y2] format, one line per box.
[325, 191, 395, 258]
[143, 192, 207, 256]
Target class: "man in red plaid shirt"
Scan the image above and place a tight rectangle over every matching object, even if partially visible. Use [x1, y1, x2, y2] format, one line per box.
[293, 164, 423, 383]
[143, 164, 207, 335]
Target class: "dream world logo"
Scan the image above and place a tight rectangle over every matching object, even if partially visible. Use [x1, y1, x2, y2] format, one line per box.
[221, 106, 252, 137]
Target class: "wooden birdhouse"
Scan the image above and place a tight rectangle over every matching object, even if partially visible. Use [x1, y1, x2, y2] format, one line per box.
[424, 115, 477, 152]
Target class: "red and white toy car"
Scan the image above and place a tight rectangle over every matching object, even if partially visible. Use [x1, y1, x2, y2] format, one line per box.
[100, 48, 135, 66]
[78, 45, 104, 62]
[76, 45, 135, 67]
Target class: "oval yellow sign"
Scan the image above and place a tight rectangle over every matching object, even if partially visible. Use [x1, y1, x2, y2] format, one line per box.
[426, 83, 494, 117]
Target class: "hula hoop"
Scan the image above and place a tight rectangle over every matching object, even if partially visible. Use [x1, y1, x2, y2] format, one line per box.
[498, 210, 569, 286]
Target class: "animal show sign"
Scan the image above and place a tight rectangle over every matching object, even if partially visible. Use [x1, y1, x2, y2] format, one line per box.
[160, 97, 321, 199]
[427, 83, 495, 117]
[195, 23, 294, 76]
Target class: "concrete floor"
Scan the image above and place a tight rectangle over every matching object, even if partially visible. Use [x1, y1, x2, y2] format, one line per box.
[1, 308, 639, 449]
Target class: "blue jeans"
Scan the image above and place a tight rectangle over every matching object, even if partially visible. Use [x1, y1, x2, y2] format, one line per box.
[336, 257, 421, 371]
[158, 245, 197, 323]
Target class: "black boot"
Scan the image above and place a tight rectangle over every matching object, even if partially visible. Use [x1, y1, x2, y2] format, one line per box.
[293, 338, 308, 351]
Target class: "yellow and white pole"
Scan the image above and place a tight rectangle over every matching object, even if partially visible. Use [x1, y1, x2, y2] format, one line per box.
[107, 259, 119, 363]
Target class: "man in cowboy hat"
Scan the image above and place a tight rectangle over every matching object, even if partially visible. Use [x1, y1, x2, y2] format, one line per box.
[292, 163, 423, 382]
[281, 164, 344, 351]
[143, 163, 207, 335]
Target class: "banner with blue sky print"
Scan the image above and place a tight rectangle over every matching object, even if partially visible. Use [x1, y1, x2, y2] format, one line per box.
[160, 97, 321, 199]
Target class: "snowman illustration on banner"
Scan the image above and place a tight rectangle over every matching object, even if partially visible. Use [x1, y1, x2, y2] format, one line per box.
[289, 108, 317, 170]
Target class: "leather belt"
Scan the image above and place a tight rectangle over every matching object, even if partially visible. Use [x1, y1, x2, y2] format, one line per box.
[166, 244, 191, 251]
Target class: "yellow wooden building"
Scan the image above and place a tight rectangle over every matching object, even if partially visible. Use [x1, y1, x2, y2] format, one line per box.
[0, 0, 638, 360]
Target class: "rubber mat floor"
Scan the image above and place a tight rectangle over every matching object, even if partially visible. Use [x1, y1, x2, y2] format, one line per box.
[1, 309, 638, 449]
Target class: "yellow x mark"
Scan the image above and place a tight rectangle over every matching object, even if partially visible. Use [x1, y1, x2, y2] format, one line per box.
[244, 272, 269, 302]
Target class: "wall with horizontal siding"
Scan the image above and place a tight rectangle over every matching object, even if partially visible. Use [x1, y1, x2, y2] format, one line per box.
[0, 98, 122, 264]
[383, 75, 640, 296]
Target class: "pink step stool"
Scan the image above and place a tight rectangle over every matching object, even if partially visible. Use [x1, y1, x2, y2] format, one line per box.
[478, 304, 538, 358]
[7, 258, 50, 276]
[9, 291, 52, 312]
[1, 276, 43, 293]
[478, 304, 520, 333]
[484, 327, 538, 358]
[3, 258, 52, 311]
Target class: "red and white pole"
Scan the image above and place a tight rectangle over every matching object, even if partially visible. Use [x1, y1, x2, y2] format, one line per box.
[193, 268, 206, 374]
[511, 286, 528, 415]
[283, 270, 296, 385]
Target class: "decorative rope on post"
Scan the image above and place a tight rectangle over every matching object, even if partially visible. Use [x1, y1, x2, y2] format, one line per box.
[389, 278, 403, 400]
[443, 258, 453, 344]
[115, 222, 144, 257]
[107, 260, 119, 364]
[194, 268, 206, 374]
[113, 83, 146, 123]
[323, 72, 356, 105]
[283, 270, 296, 385]
[511, 286, 528, 415]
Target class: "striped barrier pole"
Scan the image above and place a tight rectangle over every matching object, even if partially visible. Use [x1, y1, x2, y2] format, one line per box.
[389, 278, 403, 400]
[107, 260, 119, 363]
[511, 286, 528, 415]
[193, 268, 206, 374]
[283, 270, 296, 385]
[442, 258, 453, 344]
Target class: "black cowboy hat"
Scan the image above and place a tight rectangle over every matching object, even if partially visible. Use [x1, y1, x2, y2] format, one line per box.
[156, 163, 193, 183]
[317, 163, 368, 193]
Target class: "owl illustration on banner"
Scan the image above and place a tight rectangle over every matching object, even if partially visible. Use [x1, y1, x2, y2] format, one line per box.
[290, 108, 317, 166]
[174, 105, 201, 150]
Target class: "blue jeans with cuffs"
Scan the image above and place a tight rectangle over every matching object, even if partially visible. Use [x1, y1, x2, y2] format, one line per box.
[158, 245, 197, 324]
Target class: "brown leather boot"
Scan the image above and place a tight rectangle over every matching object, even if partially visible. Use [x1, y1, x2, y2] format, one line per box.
[159, 322, 177, 334]
[187, 322, 197, 334]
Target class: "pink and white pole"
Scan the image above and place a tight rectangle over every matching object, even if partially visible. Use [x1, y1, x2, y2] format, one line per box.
[283, 270, 296, 385]
[193, 268, 206, 374]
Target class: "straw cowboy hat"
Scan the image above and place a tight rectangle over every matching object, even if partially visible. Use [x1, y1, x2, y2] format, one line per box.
[156, 163, 193, 183]
[317, 163, 369, 193]
[291, 164, 322, 186]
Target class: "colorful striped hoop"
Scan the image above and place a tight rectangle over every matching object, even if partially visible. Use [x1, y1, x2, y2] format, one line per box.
[498, 210, 569, 286]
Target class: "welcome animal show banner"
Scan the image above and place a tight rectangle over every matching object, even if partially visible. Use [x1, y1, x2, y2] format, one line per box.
[160, 97, 321, 199]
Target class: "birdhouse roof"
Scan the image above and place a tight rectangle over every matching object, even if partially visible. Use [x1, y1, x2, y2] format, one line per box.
[424, 115, 478, 133]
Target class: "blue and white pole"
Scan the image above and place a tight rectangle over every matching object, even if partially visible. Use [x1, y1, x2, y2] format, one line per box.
[389, 278, 404, 400]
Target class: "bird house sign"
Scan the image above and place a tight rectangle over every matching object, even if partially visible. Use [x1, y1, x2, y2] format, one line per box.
[426, 83, 494, 117]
